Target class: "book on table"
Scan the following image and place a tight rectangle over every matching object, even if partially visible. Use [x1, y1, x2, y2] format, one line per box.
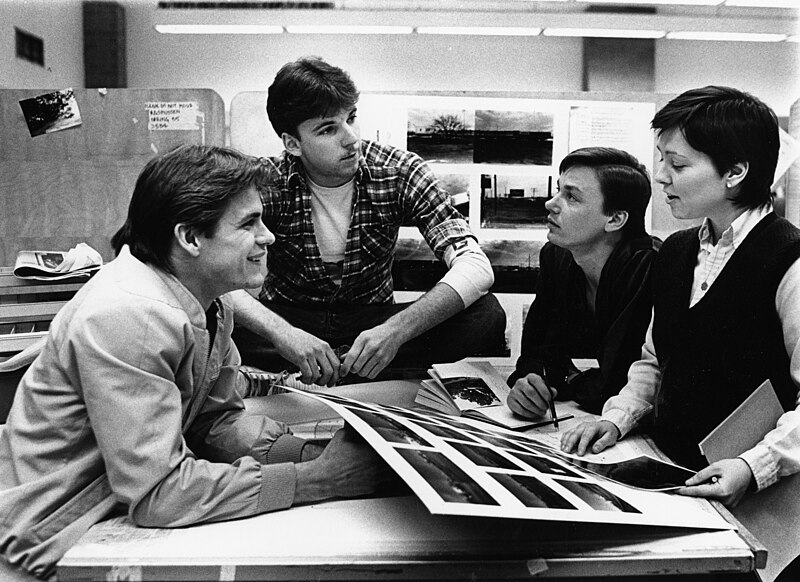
[415, 359, 571, 431]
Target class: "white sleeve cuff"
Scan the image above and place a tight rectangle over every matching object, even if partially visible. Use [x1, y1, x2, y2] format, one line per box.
[439, 239, 494, 307]
[740, 444, 779, 491]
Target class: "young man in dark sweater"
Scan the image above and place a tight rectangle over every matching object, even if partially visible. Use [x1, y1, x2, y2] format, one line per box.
[507, 147, 659, 415]
[562, 86, 800, 509]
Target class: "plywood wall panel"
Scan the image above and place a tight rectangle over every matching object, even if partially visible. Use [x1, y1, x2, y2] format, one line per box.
[0, 88, 224, 266]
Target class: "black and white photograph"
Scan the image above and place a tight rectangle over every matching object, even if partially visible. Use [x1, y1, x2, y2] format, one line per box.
[1, 2, 796, 580]
[554, 479, 641, 514]
[345, 407, 434, 447]
[567, 454, 698, 492]
[480, 172, 553, 229]
[473, 109, 554, 165]
[396, 448, 500, 505]
[288, 387, 737, 528]
[412, 420, 481, 441]
[489, 473, 577, 510]
[436, 172, 472, 218]
[507, 450, 587, 479]
[447, 440, 522, 471]
[407, 108, 475, 164]
[18, 88, 82, 137]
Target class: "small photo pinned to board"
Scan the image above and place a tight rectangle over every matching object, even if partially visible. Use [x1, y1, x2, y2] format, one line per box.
[19, 88, 82, 137]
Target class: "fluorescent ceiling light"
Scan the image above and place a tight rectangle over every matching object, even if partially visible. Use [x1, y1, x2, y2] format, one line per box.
[787, 35, 800, 42]
[666, 31, 787, 41]
[724, 0, 799, 6]
[543, 28, 666, 38]
[578, 0, 723, 5]
[416, 26, 542, 36]
[155, 24, 283, 34]
[285, 25, 413, 34]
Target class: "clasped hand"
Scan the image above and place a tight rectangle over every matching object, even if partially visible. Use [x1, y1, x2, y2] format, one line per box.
[276, 323, 403, 386]
[340, 324, 404, 380]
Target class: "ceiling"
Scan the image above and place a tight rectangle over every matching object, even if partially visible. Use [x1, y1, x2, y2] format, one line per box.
[153, 0, 799, 41]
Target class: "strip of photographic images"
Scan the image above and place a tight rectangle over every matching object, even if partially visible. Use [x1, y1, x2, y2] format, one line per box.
[285, 389, 731, 530]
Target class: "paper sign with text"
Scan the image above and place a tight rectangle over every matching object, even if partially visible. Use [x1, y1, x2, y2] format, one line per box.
[145, 101, 202, 130]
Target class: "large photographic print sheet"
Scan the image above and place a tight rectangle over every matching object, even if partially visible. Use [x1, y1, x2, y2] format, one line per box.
[286, 389, 732, 530]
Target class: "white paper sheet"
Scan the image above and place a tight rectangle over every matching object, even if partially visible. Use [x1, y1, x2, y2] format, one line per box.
[284, 387, 732, 530]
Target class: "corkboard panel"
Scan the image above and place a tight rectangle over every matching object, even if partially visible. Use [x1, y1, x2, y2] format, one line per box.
[0, 88, 225, 265]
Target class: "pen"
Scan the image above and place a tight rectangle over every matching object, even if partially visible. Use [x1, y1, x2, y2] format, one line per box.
[542, 366, 559, 431]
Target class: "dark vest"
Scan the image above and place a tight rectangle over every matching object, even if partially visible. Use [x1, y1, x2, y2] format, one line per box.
[651, 213, 800, 470]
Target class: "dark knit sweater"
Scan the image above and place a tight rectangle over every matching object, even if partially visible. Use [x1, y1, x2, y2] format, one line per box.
[508, 235, 660, 413]
[651, 212, 800, 469]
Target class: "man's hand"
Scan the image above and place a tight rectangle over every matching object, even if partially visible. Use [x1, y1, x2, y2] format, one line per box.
[677, 458, 754, 507]
[507, 373, 555, 419]
[560, 420, 621, 456]
[294, 426, 397, 504]
[271, 326, 341, 386]
[340, 324, 404, 380]
[227, 290, 341, 386]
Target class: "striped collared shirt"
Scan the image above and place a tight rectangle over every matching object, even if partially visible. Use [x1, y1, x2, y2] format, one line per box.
[690, 205, 771, 307]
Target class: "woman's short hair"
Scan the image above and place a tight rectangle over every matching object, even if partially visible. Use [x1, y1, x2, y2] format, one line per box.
[111, 144, 267, 273]
[559, 147, 652, 239]
[266, 56, 360, 138]
[651, 85, 779, 210]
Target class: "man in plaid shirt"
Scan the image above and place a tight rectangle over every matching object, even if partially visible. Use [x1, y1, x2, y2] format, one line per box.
[229, 57, 506, 387]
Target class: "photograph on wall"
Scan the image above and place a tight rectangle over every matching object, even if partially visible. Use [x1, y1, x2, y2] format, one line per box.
[480, 173, 553, 229]
[282, 387, 732, 530]
[407, 108, 475, 164]
[473, 110, 553, 165]
[436, 173, 472, 219]
[18, 88, 82, 138]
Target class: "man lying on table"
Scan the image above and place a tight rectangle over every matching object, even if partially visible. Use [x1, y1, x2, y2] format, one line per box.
[0, 145, 394, 582]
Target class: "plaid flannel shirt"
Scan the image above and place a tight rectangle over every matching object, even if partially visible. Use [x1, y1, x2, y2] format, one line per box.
[258, 140, 475, 305]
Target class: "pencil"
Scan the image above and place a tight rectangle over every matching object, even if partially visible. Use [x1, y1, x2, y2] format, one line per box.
[543, 367, 559, 430]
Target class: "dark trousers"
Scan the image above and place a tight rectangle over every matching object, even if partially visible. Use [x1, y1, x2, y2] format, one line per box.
[233, 293, 507, 379]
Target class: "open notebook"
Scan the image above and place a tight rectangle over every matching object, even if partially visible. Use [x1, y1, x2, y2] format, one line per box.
[415, 359, 572, 431]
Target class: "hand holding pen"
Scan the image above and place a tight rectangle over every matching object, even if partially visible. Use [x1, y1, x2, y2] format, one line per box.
[542, 366, 559, 431]
[506, 367, 561, 428]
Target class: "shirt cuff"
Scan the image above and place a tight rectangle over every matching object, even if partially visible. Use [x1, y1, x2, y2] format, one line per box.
[439, 269, 484, 307]
[266, 433, 307, 464]
[739, 444, 779, 491]
[439, 239, 493, 307]
[601, 409, 636, 439]
[257, 462, 297, 512]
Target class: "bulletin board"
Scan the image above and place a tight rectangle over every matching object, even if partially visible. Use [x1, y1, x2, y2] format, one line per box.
[0, 88, 225, 266]
[229, 89, 683, 246]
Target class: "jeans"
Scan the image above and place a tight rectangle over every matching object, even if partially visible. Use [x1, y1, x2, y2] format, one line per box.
[232, 293, 507, 378]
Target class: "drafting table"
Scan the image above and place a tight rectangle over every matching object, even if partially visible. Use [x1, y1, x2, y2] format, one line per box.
[58, 381, 765, 581]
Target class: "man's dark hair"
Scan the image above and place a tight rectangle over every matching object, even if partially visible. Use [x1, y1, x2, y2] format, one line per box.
[651, 85, 779, 210]
[111, 144, 267, 273]
[266, 56, 360, 138]
[559, 147, 652, 239]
